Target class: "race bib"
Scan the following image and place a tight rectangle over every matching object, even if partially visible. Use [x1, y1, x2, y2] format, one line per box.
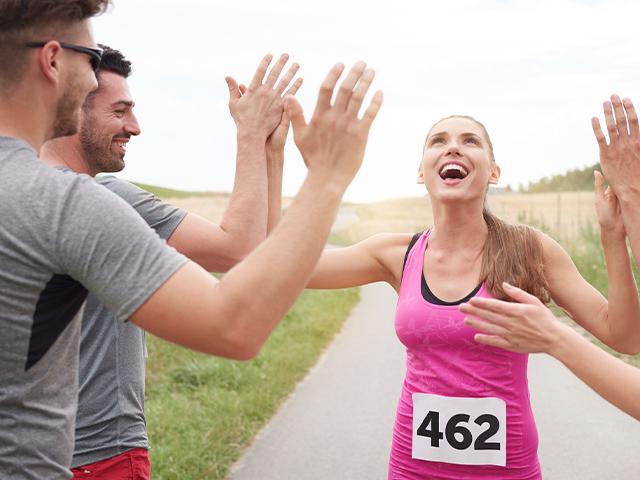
[412, 393, 506, 466]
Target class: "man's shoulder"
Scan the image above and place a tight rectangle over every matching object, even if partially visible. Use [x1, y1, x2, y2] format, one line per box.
[95, 175, 186, 237]
[1, 144, 99, 208]
[96, 174, 139, 192]
[95, 175, 156, 205]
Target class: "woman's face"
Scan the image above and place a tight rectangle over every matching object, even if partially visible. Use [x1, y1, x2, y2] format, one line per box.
[419, 117, 500, 204]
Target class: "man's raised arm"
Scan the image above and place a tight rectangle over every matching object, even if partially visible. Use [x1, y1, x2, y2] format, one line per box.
[167, 54, 301, 271]
[131, 62, 383, 360]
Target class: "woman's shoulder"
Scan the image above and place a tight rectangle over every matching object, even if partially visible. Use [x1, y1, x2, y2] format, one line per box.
[360, 231, 426, 252]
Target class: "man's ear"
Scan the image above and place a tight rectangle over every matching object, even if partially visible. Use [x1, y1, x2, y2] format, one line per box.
[38, 41, 64, 85]
[488, 163, 501, 185]
[417, 168, 424, 185]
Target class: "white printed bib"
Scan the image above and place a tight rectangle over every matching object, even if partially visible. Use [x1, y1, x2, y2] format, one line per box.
[412, 393, 507, 466]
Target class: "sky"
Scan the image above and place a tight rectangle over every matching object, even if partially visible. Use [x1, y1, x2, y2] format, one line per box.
[93, 0, 640, 202]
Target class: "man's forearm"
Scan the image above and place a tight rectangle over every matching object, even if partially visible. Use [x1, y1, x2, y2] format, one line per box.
[600, 231, 640, 353]
[218, 131, 269, 252]
[618, 191, 640, 271]
[266, 148, 284, 234]
[215, 172, 344, 356]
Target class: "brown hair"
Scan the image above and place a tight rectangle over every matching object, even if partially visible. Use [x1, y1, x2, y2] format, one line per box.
[0, 0, 110, 90]
[427, 115, 550, 303]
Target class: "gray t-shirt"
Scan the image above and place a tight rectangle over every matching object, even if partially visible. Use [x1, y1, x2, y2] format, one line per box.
[0, 137, 188, 479]
[72, 176, 187, 467]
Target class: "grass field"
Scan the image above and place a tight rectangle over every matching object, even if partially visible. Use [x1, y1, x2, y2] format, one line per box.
[133, 182, 221, 199]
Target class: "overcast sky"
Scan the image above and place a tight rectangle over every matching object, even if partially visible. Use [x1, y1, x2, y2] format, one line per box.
[93, 0, 640, 202]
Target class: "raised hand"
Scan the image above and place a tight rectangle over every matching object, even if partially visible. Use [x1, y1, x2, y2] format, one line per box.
[266, 77, 303, 153]
[225, 53, 300, 139]
[592, 95, 640, 196]
[594, 170, 625, 238]
[459, 282, 566, 354]
[284, 61, 383, 187]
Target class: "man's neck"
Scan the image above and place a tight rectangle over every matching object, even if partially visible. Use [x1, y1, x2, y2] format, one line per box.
[0, 90, 53, 152]
[39, 137, 94, 176]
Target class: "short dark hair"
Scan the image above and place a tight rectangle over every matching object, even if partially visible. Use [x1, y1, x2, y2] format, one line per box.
[82, 44, 132, 108]
[97, 44, 132, 78]
[0, 0, 111, 90]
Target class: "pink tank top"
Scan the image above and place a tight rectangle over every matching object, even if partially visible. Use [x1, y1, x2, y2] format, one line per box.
[389, 229, 540, 479]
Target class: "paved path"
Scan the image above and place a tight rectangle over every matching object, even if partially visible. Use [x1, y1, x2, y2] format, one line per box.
[229, 283, 640, 480]
[332, 207, 359, 231]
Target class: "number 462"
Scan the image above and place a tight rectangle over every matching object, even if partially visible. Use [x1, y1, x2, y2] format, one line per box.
[416, 411, 500, 451]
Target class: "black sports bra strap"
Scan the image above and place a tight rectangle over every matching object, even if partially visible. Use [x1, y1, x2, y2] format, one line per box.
[401, 231, 423, 278]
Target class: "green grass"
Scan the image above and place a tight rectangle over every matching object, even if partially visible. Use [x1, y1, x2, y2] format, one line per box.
[145, 288, 360, 479]
[132, 181, 219, 199]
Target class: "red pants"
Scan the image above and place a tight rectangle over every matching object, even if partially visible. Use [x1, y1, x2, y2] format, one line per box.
[71, 448, 150, 480]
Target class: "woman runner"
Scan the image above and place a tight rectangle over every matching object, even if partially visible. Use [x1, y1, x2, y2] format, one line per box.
[303, 114, 640, 479]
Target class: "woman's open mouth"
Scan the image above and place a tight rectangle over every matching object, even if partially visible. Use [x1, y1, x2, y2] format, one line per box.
[438, 162, 468, 184]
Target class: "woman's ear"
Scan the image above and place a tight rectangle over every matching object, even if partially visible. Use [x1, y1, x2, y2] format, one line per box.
[417, 167, 424, 184]
[488, 163, 501, 185]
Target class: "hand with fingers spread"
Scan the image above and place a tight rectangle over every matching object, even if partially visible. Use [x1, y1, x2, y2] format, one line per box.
[460, 282, 568, 355]
[594, 170, 625, 238]
[284, 61, 383, 187]
[226, 53, 302, 139]
[592, 95, 640, 196]
[462, 283, 640, 421]
[592, 95, 640, 281]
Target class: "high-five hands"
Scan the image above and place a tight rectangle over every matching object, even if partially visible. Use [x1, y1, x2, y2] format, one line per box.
[226, 53, 302, 139]
[592, 95, 640, 197]
[285, 62, 383, 188]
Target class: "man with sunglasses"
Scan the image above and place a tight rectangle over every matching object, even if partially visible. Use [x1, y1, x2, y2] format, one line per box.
[0, 1, 382, 479]
[26, 41, 104, 71]
[39, 44, 301, 479]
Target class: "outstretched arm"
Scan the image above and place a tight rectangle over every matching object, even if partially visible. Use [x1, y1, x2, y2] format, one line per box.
[131, 62, 384, 360]
[593, 169, 640, 352]
[460, 283, 640, 421]
[535, 223, 640, 354]
[592, 95, 640, 271]
[306, 233, 411, 290]
[168, 54, 301, 271]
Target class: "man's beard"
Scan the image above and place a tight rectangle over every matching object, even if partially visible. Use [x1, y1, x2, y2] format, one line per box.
[52, 85, 83, 139]
[79, 116, 126, 174]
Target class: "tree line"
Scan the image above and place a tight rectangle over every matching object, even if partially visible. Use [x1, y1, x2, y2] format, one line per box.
[519, 163, 600, 193]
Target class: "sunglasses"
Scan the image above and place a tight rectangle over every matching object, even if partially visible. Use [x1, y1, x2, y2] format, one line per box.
[25, 41, 103, 72]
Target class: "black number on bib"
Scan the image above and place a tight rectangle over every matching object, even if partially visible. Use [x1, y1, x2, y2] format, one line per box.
[416, 411, 444, 447]
[474, 414, 501, 451]
[416, 412, 501, 451]
[445, 414, 472, 450]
